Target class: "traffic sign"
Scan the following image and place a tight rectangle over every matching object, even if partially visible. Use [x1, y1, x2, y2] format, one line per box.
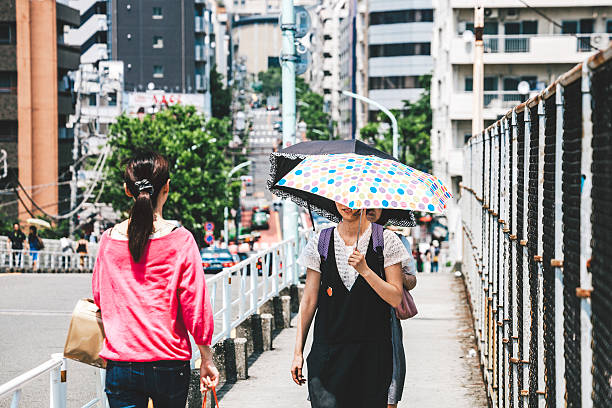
[295, 50, 311, 76]
[294, 6, 311, 38]
[204, 234, 214, 245]
[205, 222, 215, 232]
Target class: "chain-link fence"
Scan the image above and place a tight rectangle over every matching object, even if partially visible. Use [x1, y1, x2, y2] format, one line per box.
[460, 46, 612, 407]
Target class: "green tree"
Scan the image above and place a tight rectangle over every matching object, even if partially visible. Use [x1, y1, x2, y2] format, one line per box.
[210, 65, 232, 119]
[102, 105, 241, 244]
[257, 66, 282, 98]
[359, 75, 432, 171]
[298, 92, 333, 141]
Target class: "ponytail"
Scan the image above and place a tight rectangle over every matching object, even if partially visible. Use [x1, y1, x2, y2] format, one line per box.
[124, 152, 169, 263]
[127, 191, 154, 262]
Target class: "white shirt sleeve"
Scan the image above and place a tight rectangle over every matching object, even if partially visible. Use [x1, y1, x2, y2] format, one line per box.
[297, 230, 322, 273]
[382, 229, 411, 269]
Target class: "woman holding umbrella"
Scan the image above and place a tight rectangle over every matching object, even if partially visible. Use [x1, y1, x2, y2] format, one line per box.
[270, 146, 450, 408]
[291, 202, 409, 408]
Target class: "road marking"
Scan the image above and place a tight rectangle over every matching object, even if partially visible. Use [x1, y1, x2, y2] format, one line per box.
[0, 273, 22, 276]
[0, 309, 72, 316]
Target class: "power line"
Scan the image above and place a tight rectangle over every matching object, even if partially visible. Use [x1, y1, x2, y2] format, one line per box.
[515, 0, 602, 51]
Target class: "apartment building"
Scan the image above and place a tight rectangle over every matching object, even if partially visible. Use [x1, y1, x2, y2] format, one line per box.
[65, 0, 109, 64]
[431, 0, 612, 262]
[0, 0, 80, 218]
[367, 0, 433, 120]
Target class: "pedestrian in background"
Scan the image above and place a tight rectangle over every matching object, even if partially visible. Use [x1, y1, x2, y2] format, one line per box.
[7, 222, 26, 268]
[59, 236, 73, 269]
[27, 226, 43, 270]
[292, 204, 407, 408]
[366, 209, 417, 408]
[92, 152, 218, 407]
[431, 240, 440, 273]
[76, 234, 89, 269]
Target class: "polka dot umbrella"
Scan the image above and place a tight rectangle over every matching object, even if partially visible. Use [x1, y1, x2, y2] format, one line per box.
[272, 153, 451, 219]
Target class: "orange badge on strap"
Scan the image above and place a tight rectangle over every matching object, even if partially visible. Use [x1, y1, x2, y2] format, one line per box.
[327, 286, 333, 297]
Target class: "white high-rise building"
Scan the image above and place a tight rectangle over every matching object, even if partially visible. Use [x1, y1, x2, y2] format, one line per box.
[366, 0, 433, 120]
[65, 0, 109, 64]
[431, 0, 612, 263]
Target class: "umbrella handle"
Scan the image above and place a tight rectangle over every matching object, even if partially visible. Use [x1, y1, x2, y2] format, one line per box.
[356, 210, 362, 249]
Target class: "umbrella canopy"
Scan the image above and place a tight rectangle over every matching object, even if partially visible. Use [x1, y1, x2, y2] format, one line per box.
[268, 140, 415, 225]
[27, 218, 51, 229]
[273, 154, 451, 220]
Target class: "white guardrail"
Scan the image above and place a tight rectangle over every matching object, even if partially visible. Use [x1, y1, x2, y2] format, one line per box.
[0, 228, 313, 407]
[0, 249, 97, 271]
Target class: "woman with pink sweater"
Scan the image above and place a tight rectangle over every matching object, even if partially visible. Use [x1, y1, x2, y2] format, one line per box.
[92, 152, 218, 407]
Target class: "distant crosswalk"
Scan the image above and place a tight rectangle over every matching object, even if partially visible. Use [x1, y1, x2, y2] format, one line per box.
[250, 137, 278, 145]
[249, 130, 278, 136]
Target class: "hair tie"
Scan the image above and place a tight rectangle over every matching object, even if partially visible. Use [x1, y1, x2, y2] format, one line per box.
[134, 179, 154, 195]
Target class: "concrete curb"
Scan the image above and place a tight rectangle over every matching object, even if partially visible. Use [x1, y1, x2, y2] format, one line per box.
[187, 283, 301, 407]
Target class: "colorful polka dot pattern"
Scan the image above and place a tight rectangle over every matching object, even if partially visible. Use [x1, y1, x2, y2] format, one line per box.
[276, 153, 451, 213]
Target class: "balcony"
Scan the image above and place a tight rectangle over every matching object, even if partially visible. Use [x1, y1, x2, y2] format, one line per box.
[0, 94, 17, 120]
[450, 34, 603, 65]
[195, 17, 205, 33]
[195, 74, 206, 91]
[57, 44, 80, 70]
[195, 45, 206, 61]
[449, 91, 526, 121]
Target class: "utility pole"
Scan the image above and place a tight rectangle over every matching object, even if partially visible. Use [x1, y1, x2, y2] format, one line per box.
[69, 66, 83, 238]
[281, 0, 298, 242]
[472, 5, 484, 135]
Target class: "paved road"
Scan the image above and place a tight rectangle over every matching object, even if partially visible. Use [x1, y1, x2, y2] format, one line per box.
[0, 270, 277, 408]
[218, 272, 489, 408]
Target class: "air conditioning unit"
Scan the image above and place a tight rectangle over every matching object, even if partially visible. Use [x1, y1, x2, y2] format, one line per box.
[505, 8, 519, 20]
[484, 8, 498, 19]
[591, 33, 606, 46]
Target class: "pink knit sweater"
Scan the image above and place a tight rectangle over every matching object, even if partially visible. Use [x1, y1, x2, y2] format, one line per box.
[92, 227, 213, 362]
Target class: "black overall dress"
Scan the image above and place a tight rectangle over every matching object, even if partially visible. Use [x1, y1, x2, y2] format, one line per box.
[307, 229, 392, 408]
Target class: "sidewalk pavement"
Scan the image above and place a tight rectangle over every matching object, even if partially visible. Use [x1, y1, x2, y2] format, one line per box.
[218, 272, 488, 408]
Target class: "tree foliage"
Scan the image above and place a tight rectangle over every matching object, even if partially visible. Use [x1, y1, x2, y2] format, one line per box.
[257, 67, 282, 98]
[298, 92, 333, 141]
[359, 75, 432, 172]
[210, 65, 232, 119]
[102, 105, 241, 244]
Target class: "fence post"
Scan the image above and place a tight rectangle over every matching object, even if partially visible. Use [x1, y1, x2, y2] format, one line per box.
[536, 99, 546, 408]
[223, 274, 232, 339]
[510, 108, 520, 408]
[579, 58, 594, 408]
[49, 353, 67, 408]
[521, 106, 532, 405]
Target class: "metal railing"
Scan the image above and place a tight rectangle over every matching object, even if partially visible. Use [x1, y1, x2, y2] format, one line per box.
[0, 248, 96, 271]
[0, 353, 105, 408]
[483, 91, 524, 109]
[0, 228, 312, 407]
[206, 229, 310, 345]
[460, 46, 611, 408]
[483, 35, 530, 53]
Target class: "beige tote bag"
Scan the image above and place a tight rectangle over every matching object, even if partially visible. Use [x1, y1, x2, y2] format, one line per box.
[63, 298, 106, 368]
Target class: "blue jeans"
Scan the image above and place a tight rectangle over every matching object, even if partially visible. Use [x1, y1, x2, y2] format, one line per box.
[105, 360, 191, 408]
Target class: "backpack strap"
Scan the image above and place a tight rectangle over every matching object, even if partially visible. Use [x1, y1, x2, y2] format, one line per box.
[317, 227, 334, 261]
[371, 223, 384, 254]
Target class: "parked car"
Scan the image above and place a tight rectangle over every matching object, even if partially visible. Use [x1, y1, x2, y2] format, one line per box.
[201, 247, 236, 273]
[251, 210, 270, 230]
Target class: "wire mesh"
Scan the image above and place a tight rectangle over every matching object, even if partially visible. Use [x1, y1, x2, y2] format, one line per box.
[562, 79, 582, 408]
[542, 96, 557, 406]
[590, 57, 612, 408]
[527, 105, 540, 407]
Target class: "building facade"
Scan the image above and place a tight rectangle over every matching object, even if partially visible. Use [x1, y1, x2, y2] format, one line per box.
[65, 0, 109, 64]
[0, 0, 80, 219]
[367, 0, 433, 120]
[431, 0, 612, 262]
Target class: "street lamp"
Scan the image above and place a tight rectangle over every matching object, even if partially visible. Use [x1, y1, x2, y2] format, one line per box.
[224, 160, 252, 247]
[340, 90, 400, 159]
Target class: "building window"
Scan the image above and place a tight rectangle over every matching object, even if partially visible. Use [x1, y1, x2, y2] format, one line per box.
[0, 24, 11, 44]
[369, 76, 421, 90]
[153, 65, 164, 78]
[108, 92, 117, 106]
[0, 72, 16, 93]
[562, 19, 594, 34]
[504, 21, 538, 35]
[369, 9, 433, 25]
[464, 76, 498, 92]
[368, 42, 430, 57]
[153, 36, 164, 48]
[0, 120, 17, 141]
[88, 94, 96, 106]
[152, 7, 163, 19]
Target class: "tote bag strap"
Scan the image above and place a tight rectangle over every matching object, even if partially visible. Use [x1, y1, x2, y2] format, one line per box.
[202, 386, 219, 408]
